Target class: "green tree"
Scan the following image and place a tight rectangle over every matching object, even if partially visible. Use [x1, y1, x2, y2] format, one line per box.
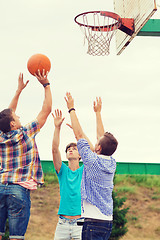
[109, 174, 129, 240]
[109, 191, 129, 240]
[2, 219, 9, 240]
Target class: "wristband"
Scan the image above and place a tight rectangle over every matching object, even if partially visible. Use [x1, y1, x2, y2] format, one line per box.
[43, 83, 50, 88]
[68, 108, 75, 113]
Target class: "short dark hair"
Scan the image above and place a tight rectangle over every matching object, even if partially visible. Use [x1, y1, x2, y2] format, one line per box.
[99, 132, 118, 156]
[65, 142, 77, 153]
[0, 108, 13, 133]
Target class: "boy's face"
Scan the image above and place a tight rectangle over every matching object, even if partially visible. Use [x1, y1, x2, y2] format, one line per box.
[11, 111, 22, 130]
[66, 145, 80, 161]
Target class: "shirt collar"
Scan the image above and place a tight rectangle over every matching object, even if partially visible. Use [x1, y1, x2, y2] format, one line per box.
[98, 154, 112, 160]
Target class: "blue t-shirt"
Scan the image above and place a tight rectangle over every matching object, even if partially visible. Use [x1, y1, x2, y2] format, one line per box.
[57, 162, 84, 216]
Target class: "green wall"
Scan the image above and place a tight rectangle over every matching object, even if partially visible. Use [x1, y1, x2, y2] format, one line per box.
[138, 19, 160, 36]
[41, 161, 160, 175]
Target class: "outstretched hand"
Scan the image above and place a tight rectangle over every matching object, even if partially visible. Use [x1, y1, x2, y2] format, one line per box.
[93, 97, 102, 112]
[34, 69, 49, 85]
[52, 109, 65, 128]
[18, 73, 29, 92]
[64, 92, 74, 110]
[8, 73, 29, 112]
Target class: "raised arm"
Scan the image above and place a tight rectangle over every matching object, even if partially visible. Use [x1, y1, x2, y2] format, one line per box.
[93, 97, 105, 140]
[65, 92, 94, 151]
[52, 109, 65, 173]
[36, 69, 52, 129]
[8, 73, 29, 112]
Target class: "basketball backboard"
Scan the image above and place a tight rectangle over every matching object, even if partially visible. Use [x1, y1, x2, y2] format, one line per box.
[113, 0, 157, 55]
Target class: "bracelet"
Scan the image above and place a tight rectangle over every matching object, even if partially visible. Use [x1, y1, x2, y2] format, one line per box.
[68, 108, 75, 113]
[43, 83, 50, 88]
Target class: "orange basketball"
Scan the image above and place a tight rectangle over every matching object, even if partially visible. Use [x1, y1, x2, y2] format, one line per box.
[27, 54, 51, 76]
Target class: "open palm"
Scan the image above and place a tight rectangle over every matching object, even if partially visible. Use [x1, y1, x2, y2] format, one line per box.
[52, 109, 65, 128]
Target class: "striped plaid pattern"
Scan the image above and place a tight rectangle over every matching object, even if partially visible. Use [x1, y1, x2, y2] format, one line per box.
[77, 139, 116, 216]
[0, 120, 44, 184]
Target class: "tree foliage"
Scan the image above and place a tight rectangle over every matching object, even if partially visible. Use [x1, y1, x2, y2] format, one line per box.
[109, 191, 129, 240]
[109, 173, 129, 240]
[2, 219, 9, 240]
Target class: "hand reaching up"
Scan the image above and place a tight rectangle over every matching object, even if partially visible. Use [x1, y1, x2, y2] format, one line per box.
[52, 109, 65, 128]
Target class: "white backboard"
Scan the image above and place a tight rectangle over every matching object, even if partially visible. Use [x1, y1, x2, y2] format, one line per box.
[114, 0, 157, 55]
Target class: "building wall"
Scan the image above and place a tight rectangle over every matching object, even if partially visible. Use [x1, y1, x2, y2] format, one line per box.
[41, 161, 160, 175]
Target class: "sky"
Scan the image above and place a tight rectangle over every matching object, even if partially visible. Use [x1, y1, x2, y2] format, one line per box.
[0, 0, 160, 163]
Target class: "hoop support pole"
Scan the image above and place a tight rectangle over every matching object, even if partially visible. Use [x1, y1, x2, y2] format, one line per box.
[119, 18, 135, 36]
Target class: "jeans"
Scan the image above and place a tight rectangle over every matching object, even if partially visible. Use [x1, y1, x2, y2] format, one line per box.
[54, 216, 83, 240]
[82, 219, 112, 240]
[0, 183, 31, 239]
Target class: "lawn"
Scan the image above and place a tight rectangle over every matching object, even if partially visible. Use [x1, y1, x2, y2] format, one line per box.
[11, 174, 160, 240]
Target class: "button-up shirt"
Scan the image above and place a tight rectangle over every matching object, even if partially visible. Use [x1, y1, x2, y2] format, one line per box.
[0, 120, 44, 184]
[77, 138, 116, 216]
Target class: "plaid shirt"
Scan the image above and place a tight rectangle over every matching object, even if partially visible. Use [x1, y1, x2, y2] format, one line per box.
[77, 139, 116, 216]
[0, 120, 44, 184]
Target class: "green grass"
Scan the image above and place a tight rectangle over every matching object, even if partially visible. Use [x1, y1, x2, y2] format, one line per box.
[155, 226, 160, 235]
[44, 173, 58, 185]
[43, 173, 160, 188]
[115, 174, 160, 188]
[129, 216, 139, 222]
[152, 192, 160, 200]
[116, 186, 136, 194]
[148, 204, 160, 213]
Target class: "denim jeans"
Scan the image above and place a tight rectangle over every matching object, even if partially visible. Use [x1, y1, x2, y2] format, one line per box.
[0, 183, 31, 239]
[54, 216, 83, 240]
[82, 219, 112, 240]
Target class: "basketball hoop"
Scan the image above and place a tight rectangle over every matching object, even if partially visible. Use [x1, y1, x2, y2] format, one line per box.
[74, 11, 134, 56]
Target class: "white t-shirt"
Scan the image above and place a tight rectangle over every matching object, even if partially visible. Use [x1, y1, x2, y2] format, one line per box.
[82, 200, 113, 221]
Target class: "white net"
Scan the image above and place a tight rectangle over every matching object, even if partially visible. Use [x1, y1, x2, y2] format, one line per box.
[79, 12, 120, 56]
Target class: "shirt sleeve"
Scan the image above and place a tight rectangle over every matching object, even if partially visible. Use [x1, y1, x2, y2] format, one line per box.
[57, 162, 67, 178]
[23, 119, 40, 138]
[77, 139, 98, 167]
[77, 138, 116, 174]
